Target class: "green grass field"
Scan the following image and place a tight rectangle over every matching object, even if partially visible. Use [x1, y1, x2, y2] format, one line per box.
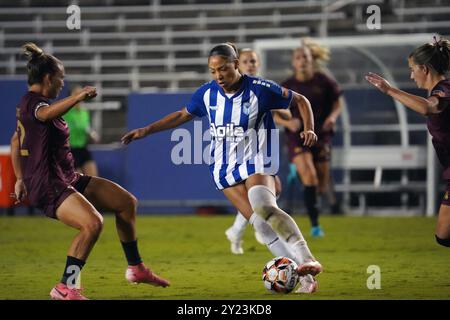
[0, 214, 449, 300]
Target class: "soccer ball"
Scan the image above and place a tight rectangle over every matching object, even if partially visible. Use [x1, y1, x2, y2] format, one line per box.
[262, 256, 299, 293]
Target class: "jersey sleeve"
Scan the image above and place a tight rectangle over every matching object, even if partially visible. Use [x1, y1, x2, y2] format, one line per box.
[32, 101, 50, 122]
[430, 82, 450, 102]
[259, 80, 293, 112]
[186, 86, 208, 118]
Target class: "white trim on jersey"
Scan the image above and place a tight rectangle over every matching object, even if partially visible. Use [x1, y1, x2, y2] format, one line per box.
[34, 102, 49, 122]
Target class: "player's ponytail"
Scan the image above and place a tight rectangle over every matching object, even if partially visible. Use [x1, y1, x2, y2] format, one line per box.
[409, 36, 450, 75]
[209, 43, 239, 61]
[22, 42, 61, 85]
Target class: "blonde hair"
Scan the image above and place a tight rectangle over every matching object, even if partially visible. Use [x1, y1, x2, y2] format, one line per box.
[301, 37, 330, 70]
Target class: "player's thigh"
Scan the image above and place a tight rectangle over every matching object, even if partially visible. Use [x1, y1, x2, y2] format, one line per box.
[436, 204, 450, 239]
[315, 160, 331, 192]
[83, 176, 136, 213]
[245, 174, 276, 195]
[222, 183, 254, 220]
[292, 152, 318, 185]
[56, 192, 103, 230]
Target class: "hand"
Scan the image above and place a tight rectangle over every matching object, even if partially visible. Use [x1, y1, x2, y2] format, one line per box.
[285, 118, 301, 133]
[300, 130, 317, 147]
[14, 179, 27, 204]
[322, 116, 336, 132]
[365, 72, 392, 94]
[77, 86, 97, 102]
[121, 127, 148, 145]
[89, 130, 100, 144]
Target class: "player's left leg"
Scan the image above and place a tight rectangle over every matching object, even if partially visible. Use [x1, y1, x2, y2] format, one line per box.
[83, 176, 169, 287]
[225, 212, 247, 254]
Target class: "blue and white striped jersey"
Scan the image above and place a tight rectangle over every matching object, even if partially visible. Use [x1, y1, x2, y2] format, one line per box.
[186, 75, 293, 190]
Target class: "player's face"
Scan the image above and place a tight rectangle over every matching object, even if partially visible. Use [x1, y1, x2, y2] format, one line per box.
[239, 51, 259, 76]
[208, 56, 239, 91]
[292, 47, 313, 73]
[48, 64, 65, 99]
[408, 57, 426, 89]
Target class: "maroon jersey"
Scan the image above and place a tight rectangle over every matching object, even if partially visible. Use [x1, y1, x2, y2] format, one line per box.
[427, 79, 450, 180]
[282, 72, 342, 140]
[16, 91, 77, 208]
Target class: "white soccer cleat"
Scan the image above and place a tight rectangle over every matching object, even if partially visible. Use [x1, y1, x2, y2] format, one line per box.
[225, 227, 244, 255]
[295, 274, 318, 294]
[254, 231, 265, 245]
[296, 260, 323, 276]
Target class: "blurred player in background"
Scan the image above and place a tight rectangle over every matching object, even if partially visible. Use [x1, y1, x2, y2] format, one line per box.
[10, 43, 169, 300]
[275, 38, 344, 237]
[122, 43, 323, 293]
[225, 48, 288, 254]
[366, 36, 450, 247]
[63, 86, 99, 176]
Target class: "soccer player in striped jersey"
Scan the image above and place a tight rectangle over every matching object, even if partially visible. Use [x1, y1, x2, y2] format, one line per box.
[225, 48, 288, 255]
[366, 37, 450, 248]
[122, 43, 323, 293]
[11, 43, 169, 300]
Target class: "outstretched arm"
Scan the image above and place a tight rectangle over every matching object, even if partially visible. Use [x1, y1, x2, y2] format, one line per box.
[365, 72, 441, 115]
[121, 107, 195, 145]
[36, 86, 97, 121]
[288, 90, 317, 147]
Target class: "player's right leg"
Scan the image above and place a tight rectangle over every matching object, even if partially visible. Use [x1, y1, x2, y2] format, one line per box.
[50, 192, 104, 300]
[292, 153, 323, 237]
[224, 175, 283, 254]
[222, 183, 298, 263]
[245, 174, 322, 277]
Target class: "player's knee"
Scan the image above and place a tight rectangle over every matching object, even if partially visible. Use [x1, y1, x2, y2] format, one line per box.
[83, 216, 103, 236]
[127, 193, 138, 213]
[117, 192, 138, 216]
[248, 185, 278, 220]
[435, 235, 450, 247]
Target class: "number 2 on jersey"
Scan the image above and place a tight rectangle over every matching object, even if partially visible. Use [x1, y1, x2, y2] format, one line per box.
[17, 120, 29, 156]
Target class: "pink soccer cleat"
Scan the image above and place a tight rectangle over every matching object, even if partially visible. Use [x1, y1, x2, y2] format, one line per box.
[125, 263, 170, 287]
[296, 260, 323, 276]
[50, 283, 88, 300]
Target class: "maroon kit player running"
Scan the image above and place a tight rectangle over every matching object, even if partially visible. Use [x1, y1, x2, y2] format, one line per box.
[366, 37, 450, 247]
[10, 43, 169, 300]
[275, 39, 343, 237]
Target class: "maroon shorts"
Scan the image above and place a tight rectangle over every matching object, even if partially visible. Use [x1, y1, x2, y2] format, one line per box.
[442, 180, 450, 206]
[42, 174, 92, 219]
[287, 135, 332, 163]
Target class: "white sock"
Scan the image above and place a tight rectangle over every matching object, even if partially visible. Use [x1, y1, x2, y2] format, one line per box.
[248, 185, 315, 264]
[228, 212, 248, 239]
[249, 213, 300, 264]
